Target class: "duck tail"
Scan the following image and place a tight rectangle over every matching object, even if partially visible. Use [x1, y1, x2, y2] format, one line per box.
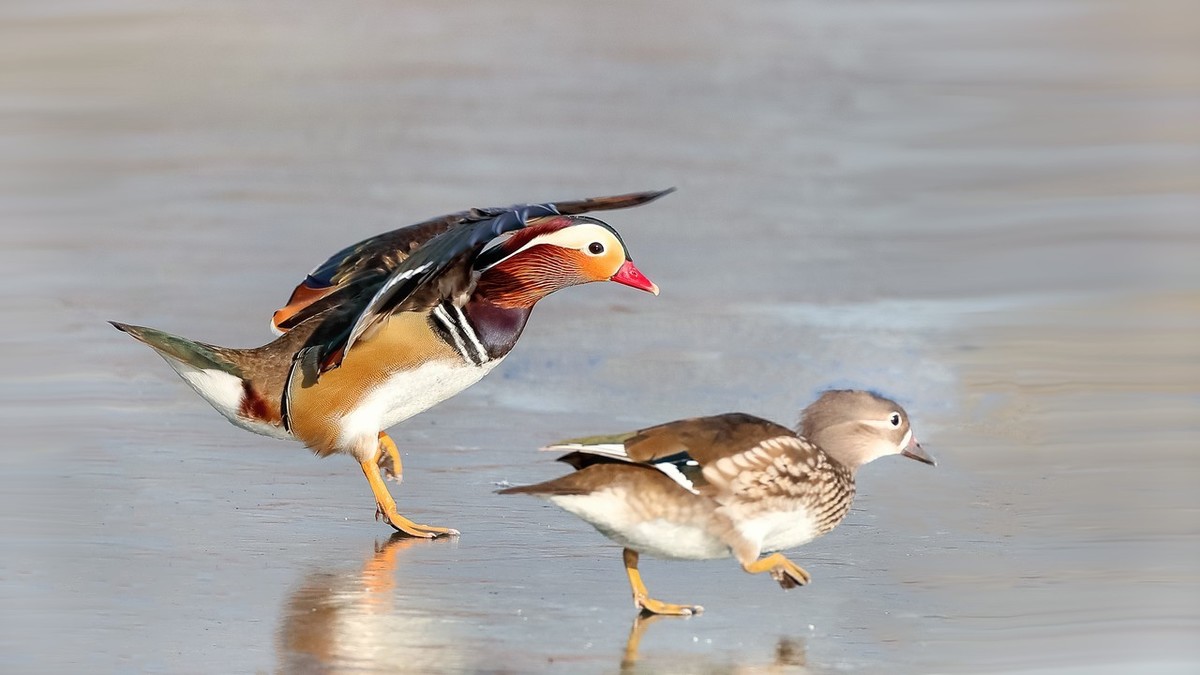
[110, 321, 242, 377]
[110, 320, 259, 426]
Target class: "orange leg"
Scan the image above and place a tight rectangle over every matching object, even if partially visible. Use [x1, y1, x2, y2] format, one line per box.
[623, 548, 703, 616]
[742, 552, 811, 589]
[376, 431, 403, 482]
[359, 457, 458, 538]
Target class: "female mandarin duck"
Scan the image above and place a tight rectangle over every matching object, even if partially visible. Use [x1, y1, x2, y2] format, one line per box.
[501, 389, 935, 615]
[112, 189, 667, 537]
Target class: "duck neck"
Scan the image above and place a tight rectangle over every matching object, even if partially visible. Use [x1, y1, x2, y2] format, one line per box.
[460, 295, 534, 361]
[473, 247, 586, 309]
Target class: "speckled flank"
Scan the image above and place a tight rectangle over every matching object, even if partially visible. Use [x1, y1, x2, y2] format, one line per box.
[505, 393, 917, 572]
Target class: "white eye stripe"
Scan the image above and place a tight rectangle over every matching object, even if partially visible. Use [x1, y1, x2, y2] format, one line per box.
[532, 223, 620, 250]
[478, 224, 620, 271]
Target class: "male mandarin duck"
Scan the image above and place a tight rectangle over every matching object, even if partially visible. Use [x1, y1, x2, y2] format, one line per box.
[112, 189, 668, 537]
[501, 389, 935, 615]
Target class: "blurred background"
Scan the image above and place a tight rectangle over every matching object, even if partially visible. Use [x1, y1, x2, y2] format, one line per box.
[2, 0, 1197, 673]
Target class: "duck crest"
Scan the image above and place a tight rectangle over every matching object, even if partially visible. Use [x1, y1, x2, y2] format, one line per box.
[474, 216, 575, 271]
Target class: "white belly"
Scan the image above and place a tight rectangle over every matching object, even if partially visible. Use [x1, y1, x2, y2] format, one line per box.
[336, 357, 503, 452]
[616, 519, 730, 560]
[738, 509, 819, 554]
[549, 490, 731, 561]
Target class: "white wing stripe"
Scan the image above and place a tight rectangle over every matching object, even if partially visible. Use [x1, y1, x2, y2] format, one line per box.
[540, 442, 628, 455]
[345, 262, 433, 354]
[653, 461, 699, 494]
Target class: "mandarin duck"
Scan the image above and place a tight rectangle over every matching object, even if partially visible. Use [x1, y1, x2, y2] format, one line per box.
[112, 189, 668, 537]
[501, 389, 935, 615]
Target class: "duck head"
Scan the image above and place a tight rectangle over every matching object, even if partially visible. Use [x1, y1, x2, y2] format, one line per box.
[798, 389, 936, 471]
[473, 215, 658, 308]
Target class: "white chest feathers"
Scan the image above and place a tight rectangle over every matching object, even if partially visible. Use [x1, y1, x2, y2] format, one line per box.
[336, 357, 503, 451]
[737, 508, 820, 554]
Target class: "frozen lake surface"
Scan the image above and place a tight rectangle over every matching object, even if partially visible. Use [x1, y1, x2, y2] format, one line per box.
[2, 0, 1197, 672]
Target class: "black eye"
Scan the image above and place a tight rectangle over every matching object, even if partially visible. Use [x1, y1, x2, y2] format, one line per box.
[588, 242, 605, 255]
[889, 413, 902, 427]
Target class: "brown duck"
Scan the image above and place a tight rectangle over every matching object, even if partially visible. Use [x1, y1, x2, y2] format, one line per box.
[501, 389, 935, 614]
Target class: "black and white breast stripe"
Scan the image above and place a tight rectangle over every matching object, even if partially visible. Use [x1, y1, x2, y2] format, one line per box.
[430, 301, 490, 366]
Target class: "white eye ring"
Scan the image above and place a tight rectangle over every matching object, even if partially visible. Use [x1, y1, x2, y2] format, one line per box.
[587, 241, 605, 255]
[889, 412, 902, 427]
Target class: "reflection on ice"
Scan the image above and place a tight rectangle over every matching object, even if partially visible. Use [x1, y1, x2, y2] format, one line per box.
[622, 614, 809, 674]
[278, 536, 471, 673]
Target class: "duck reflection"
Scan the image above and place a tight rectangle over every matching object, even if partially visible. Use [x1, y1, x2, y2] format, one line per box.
[278, 535, 809, 673]
[621, 614, 808, 673]
[277, 534, 467, 673]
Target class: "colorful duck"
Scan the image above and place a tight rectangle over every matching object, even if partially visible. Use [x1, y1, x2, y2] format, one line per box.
[113, 190, 668, 536]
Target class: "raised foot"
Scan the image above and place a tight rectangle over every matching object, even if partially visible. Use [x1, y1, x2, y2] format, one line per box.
[771, 563, 811, 589]
[743, 552, 812, 590]
[376, 432, 403, 483]
[635, 595, 704, 617]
